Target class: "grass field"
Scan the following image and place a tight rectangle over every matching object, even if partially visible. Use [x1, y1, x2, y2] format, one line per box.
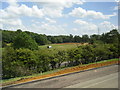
[38, 43, 87, 51]
[2, 43, 87, 51]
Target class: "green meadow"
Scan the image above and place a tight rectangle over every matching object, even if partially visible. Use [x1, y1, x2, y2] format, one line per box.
[38, 43, 82, 51]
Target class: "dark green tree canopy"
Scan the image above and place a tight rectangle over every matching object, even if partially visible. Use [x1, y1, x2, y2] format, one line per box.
[13, 32, 38, 50]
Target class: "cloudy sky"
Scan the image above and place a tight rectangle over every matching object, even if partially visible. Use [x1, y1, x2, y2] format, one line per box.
[0, 0, 119, 36]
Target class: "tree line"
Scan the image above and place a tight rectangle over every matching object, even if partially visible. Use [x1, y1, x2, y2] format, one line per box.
[1, 29, 119, 47]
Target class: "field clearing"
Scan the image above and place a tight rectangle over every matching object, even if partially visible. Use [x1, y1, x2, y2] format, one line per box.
[39, 43, 88, 51]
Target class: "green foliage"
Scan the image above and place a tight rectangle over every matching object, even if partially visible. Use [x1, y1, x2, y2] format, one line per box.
[35, 49, 54, 72]
[2, 30, 16, 43]
[2, 47, 38, 78]
[2, 47, 17, 78]
[74, 36, 82, 43]
[81, 34, 90, 43]
[55, 50, 68, 68]
[1, 29, 119, 80]
[1, 29, 119, 46]
[80, 45, 95, 64]
[15, 48, 37, 69]
[28, 33, 49, 45]
[2, 42, 7, 47]
[13, 32, 38, 50]
[100, 29, 119, 44]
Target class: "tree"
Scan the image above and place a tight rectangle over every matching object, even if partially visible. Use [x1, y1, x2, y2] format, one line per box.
[16, 29, 22, 33]
[13, 32, 38, 50]
[55, 50, 68, 68]
[2, 47, 16, 78]
[35, 49, 53, 72]
[2, 30, 16, 43]
[34, 34, 48, 45]
[81, 35, 89, 43]
[2, 47, 37, 79]
[15, 48, 37, 70]
[56, 37, 63, 43]
[74, 35, 82, 43]
[89, 34, 101, 44]
[100, 29, 119, 44]
[51, 37, 57, 43]
[80, 45, 95, 64]
[69, 34, 74, 42]
[67, 49, 76, 66]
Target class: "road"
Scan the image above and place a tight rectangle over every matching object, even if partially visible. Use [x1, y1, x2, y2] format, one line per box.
[4, 64, 119, 88]
[65, 72, 118, 88]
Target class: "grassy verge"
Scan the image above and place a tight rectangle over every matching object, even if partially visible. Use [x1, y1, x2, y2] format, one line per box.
[1, 58, 119, 86]
[1, 68, 64, 84]
[79, 58, 118, 66]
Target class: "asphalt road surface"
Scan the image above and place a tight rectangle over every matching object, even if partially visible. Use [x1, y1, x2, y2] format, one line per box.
[65, 72, 118, 88]
[7, 64, 119, 88]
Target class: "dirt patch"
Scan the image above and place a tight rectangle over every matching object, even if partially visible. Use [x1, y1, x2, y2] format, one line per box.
[2, 60, 119, 87]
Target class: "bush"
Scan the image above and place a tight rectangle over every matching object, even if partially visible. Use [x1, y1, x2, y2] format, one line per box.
[2, 47, 17, 78]
[2, 47, 37, 79]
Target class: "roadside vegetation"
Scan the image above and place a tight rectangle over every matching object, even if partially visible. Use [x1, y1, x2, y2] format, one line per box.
[1, 58, 118, 86]
[1, 29, 119, 80]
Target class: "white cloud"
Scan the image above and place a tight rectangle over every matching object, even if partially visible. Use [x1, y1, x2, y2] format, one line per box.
[37, 0, 84, 8]
[73, 28, 78, 31]
[72, 21, 117, 35]
[2, 22, 28, 31]
[1, 0, 84, 19]
[38, 0, 83, 18]
[74, 19, 98, 30]
[0, 0, 84, 33]
[100, 21, 117, 31]
[0, 18, 22, 26]
[96, 21, 118, 34]
[0, 9, 17, 19]
[1, 4, 44, 19]
[70, 7, 86, 18]
[38, 0, 84, 18]
[3, 24, 28, 31]
[30, 23, 68, 35]
[41, 7, 63, 18]
[73, 19, 98, 35]
[45, 17, 56, 23]
[69, 7, 116, 19]
[1, 0, 117, 36]
[74, 19, 88, 25]
[73, 20, 117, 35]
[0, 2, 44, 31]
[0, 16, 27, 31]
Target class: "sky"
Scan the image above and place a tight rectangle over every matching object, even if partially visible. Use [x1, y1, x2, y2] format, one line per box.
[0, 0, 119, 36]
